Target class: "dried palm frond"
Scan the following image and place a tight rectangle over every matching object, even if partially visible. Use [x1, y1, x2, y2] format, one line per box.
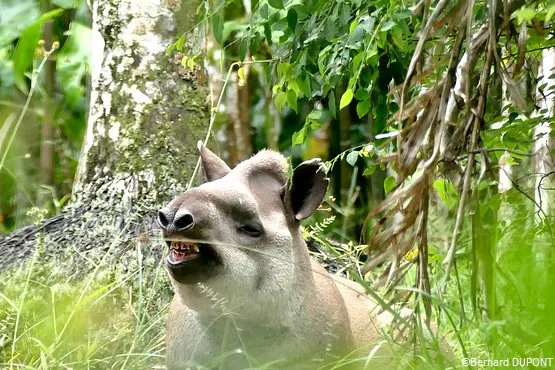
[364, 0, 528, 321]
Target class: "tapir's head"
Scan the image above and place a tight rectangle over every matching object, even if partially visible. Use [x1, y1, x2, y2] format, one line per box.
[158, 142, 329, 315]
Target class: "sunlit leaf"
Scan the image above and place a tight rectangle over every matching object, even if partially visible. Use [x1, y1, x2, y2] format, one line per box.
[292, 126, 307, 145]
[346, 151, 359, 166]
[383, 175, 396, 194]
[286, 89, 298, 113]
[339, 88, 353, 110]
[513, 6, 536, 24]
[363, 166, 376, 176]
[349, 20, 358, 34]
[275, 91, 287, 112]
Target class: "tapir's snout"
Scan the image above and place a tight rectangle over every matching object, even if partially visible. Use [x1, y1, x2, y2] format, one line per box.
[158, 189, 222, 285]
[158, 206, 195, 233]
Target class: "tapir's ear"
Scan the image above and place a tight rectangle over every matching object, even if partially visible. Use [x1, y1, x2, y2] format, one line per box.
[283, 159, 329, 221]
[197, 141, 231, 184]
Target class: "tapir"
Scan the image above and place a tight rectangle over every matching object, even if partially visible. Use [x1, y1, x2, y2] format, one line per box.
[157, 142, 450, 369]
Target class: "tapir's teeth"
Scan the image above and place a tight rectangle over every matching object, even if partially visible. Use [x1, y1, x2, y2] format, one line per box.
[170, 241, 201, 253]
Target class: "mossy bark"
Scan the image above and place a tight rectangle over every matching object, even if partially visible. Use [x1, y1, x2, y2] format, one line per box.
[0, 0, 208, 272]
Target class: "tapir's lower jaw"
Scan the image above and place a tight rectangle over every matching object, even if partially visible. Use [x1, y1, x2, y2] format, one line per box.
[165, 241, 222, 285]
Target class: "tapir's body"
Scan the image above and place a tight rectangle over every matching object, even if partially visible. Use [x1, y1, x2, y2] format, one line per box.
[158, 143, 449, 369]
[166, 261, 361, 368]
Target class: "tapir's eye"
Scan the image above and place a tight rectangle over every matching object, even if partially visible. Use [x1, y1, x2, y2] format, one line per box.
[238, 225, 263, 238]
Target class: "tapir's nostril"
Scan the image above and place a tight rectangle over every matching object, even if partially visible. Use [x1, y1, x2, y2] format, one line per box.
[174, 213, 194, 231]
[158, 211, 170, 229]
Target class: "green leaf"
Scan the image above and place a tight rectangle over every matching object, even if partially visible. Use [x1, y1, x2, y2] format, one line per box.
[239, 37, 248, 61]
[346, 151, 359, 166]
[433, 179, 458, 210]
[175, 35, 185, 51]
[212, 13, 224, 44]
[391, 32, 408, 52]
[259, 3, 269, 18]
[292, 5, 309, 20]
[292, 126, 307, 145]
[355, 88, 369, 101]
[513, 6, 536, 24]
[238, 67, 245, 82]
[287, 89, 298, 113]
[287, 9, 298, 32]
[307, 109, 323, 123]
[57, 22, 92, 107]
[356, 100, 370, 118]
[275, 91, 287, 112]
[324, 18, 337, 42]
[352, 52, 364, 73]
[264, 22, 272, 44]
[12, 23, 41, 89]
[349, 20, 358, 34]
[329, 91, 337, 118]
[383, 176, 396, 195]
[381, 20, 396, 31]
[339, 88, 354, 110]
[298, 73, 311, 97]
[363, 166, 377, 176]
[289, 80, 300, 94]
[268, 0, 284, 9]
[547, 5, 555, 22]
[12, 9, 64, 89]
[250, 32, 260, 55]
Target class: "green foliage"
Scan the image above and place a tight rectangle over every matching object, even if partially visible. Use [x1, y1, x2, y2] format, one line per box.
[57, 22, 92, 106]
[205, 0, 414, 149]
[12, 9, 64, 90]
[0, 246, 167, 368]
[0, 0, 90, 232]
[433, 179, 458, 210]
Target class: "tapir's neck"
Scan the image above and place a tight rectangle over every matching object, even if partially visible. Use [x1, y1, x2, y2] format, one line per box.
[176, 234, 317, 323]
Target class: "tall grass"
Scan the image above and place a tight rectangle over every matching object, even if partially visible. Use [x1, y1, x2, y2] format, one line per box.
[0, 237, 169, 369]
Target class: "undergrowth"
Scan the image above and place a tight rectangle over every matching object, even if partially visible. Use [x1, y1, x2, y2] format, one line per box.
[1, 185, 553, 369]
[0, 240, 169, 369]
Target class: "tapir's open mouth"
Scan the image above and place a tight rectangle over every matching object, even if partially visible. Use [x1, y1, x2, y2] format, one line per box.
[168, 240, 201, 263]
[164, 237, 221, 284]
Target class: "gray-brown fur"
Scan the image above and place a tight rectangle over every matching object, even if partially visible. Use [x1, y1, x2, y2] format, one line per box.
[158, 142, 451, 369]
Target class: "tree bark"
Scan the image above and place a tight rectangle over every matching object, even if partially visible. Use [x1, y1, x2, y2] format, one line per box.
[0, 0, 208, 271]
[534, 48, 555, 220]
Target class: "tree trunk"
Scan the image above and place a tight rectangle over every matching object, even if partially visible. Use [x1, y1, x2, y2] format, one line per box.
[534, 48, 555, 220]
[0, 0, 208, 271]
